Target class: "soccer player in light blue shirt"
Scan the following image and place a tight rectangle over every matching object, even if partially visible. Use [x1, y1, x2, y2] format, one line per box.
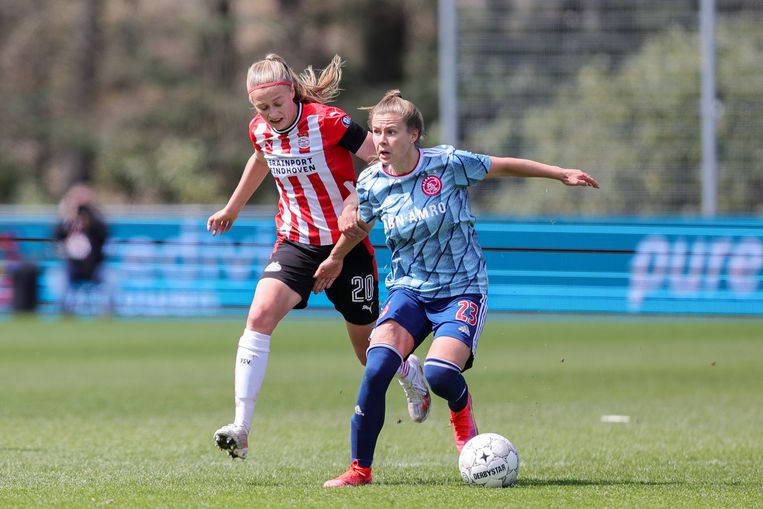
[357, 143, 491, 300]
[317, 90, 599, 487]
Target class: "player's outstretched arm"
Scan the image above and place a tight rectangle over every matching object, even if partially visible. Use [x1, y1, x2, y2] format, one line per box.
[488, 156, 599, 188]
[313, 217, 374, 293]
[207, 152, 270, 236]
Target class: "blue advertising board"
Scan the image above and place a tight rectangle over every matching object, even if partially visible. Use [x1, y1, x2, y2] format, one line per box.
[1, 213, 761, 317]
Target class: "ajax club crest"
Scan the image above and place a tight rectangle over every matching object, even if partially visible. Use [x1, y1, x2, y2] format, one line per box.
[421, 175, 442, 196]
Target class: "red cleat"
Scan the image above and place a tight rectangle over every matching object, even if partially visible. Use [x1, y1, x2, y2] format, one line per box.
[449, 393, 478, 453]
[323, 460, 373, 487]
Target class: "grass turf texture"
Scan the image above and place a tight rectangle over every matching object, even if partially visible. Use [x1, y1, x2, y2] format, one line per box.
[1, 317, 761, 508]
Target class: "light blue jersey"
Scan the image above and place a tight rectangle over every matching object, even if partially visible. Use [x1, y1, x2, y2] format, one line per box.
[357, 145, 492, 298]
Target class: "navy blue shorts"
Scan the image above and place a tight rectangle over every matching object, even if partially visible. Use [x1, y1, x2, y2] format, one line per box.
[375, 288, 488, 370]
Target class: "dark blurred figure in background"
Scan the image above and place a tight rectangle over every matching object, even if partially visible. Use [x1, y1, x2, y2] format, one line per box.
[55, 184, 109, 314]
[0, 234, 23, 311]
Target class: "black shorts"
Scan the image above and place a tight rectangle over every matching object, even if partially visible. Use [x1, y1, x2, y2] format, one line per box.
[260, 238, 379, 325]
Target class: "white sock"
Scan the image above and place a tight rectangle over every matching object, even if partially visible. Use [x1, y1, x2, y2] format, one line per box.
[233, 329, 271, 432]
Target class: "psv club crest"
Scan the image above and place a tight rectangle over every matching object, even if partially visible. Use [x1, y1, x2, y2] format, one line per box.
[297, 136, 310, 149]
[421, 175, 442, 196]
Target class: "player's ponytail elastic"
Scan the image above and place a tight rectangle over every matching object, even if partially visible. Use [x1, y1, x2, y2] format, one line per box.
[363, 90, 425, 148]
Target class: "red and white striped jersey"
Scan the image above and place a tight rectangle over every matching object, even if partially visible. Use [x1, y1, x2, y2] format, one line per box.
[249, 102, 360, 246]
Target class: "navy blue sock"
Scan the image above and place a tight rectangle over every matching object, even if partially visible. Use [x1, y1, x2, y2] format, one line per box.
[351, 345, 402, 468]
[424, 358, 469, 413]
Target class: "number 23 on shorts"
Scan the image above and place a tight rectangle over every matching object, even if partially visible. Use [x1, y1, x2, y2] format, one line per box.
[455, 300, 479, 326]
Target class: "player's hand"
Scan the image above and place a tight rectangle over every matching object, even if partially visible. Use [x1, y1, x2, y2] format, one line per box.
[560, 169, 599, 188]
[338, 205, 366, 241]
[207, 208, 238, 236]
[313, 255, 344, 293]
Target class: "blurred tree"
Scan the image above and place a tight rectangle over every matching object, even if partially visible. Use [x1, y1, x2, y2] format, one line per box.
[475, 18, 763, 216]
[460, 0, 702, 157]
[200, 0, 236, 90]
[25, 0, 54, 189]
[62, 0, 103, 187]
[0, 0, 57, 202]
[360, 0, 406, 84]
[0, 0, 760, 213]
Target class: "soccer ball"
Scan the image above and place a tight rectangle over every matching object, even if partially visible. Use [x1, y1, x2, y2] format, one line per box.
[458, 433, 519, 488]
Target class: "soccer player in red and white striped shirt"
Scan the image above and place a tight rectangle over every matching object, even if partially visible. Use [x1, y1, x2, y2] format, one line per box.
[206, 54, 431, 461]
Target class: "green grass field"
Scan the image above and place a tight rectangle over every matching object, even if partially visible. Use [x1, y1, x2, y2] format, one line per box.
[1, 316, 762, 508]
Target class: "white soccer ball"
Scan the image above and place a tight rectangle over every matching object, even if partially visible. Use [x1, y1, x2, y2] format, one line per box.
[458, 433, 519, 488]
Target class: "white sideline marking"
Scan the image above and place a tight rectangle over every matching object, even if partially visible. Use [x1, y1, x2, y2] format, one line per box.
[600, 414, 631, 423]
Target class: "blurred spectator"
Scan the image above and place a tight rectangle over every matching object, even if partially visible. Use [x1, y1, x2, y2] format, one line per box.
[54, 184, 109, 314]
[0, 234, 22, 310]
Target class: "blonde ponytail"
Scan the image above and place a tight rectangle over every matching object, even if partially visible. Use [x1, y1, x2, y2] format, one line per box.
[246, 54, 344, 104]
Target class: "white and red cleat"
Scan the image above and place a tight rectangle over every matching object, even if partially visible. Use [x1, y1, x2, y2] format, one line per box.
[398, 354, 431, 423]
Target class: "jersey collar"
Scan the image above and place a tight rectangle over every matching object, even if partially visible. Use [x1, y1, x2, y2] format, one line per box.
[381, 148, 423, 177]
[272, 102, 303, 135]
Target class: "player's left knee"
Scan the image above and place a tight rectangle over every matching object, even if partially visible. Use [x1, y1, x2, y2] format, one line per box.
[424, 358, 463, 397]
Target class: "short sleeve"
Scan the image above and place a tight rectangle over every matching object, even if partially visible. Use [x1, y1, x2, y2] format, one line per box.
[449, 149, 492, 187]
[357, 171, 377, 225]
[320, 106, 353, 147]
[338, 119, 368, 153]
[249, 116, 263, 152]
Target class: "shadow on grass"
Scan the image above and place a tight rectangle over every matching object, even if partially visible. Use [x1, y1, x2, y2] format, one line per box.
[318, 478, 687, 488]
[243, 476, 758, 489]
[243, 476, 460, 488]
[518, 478, 684, 487]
